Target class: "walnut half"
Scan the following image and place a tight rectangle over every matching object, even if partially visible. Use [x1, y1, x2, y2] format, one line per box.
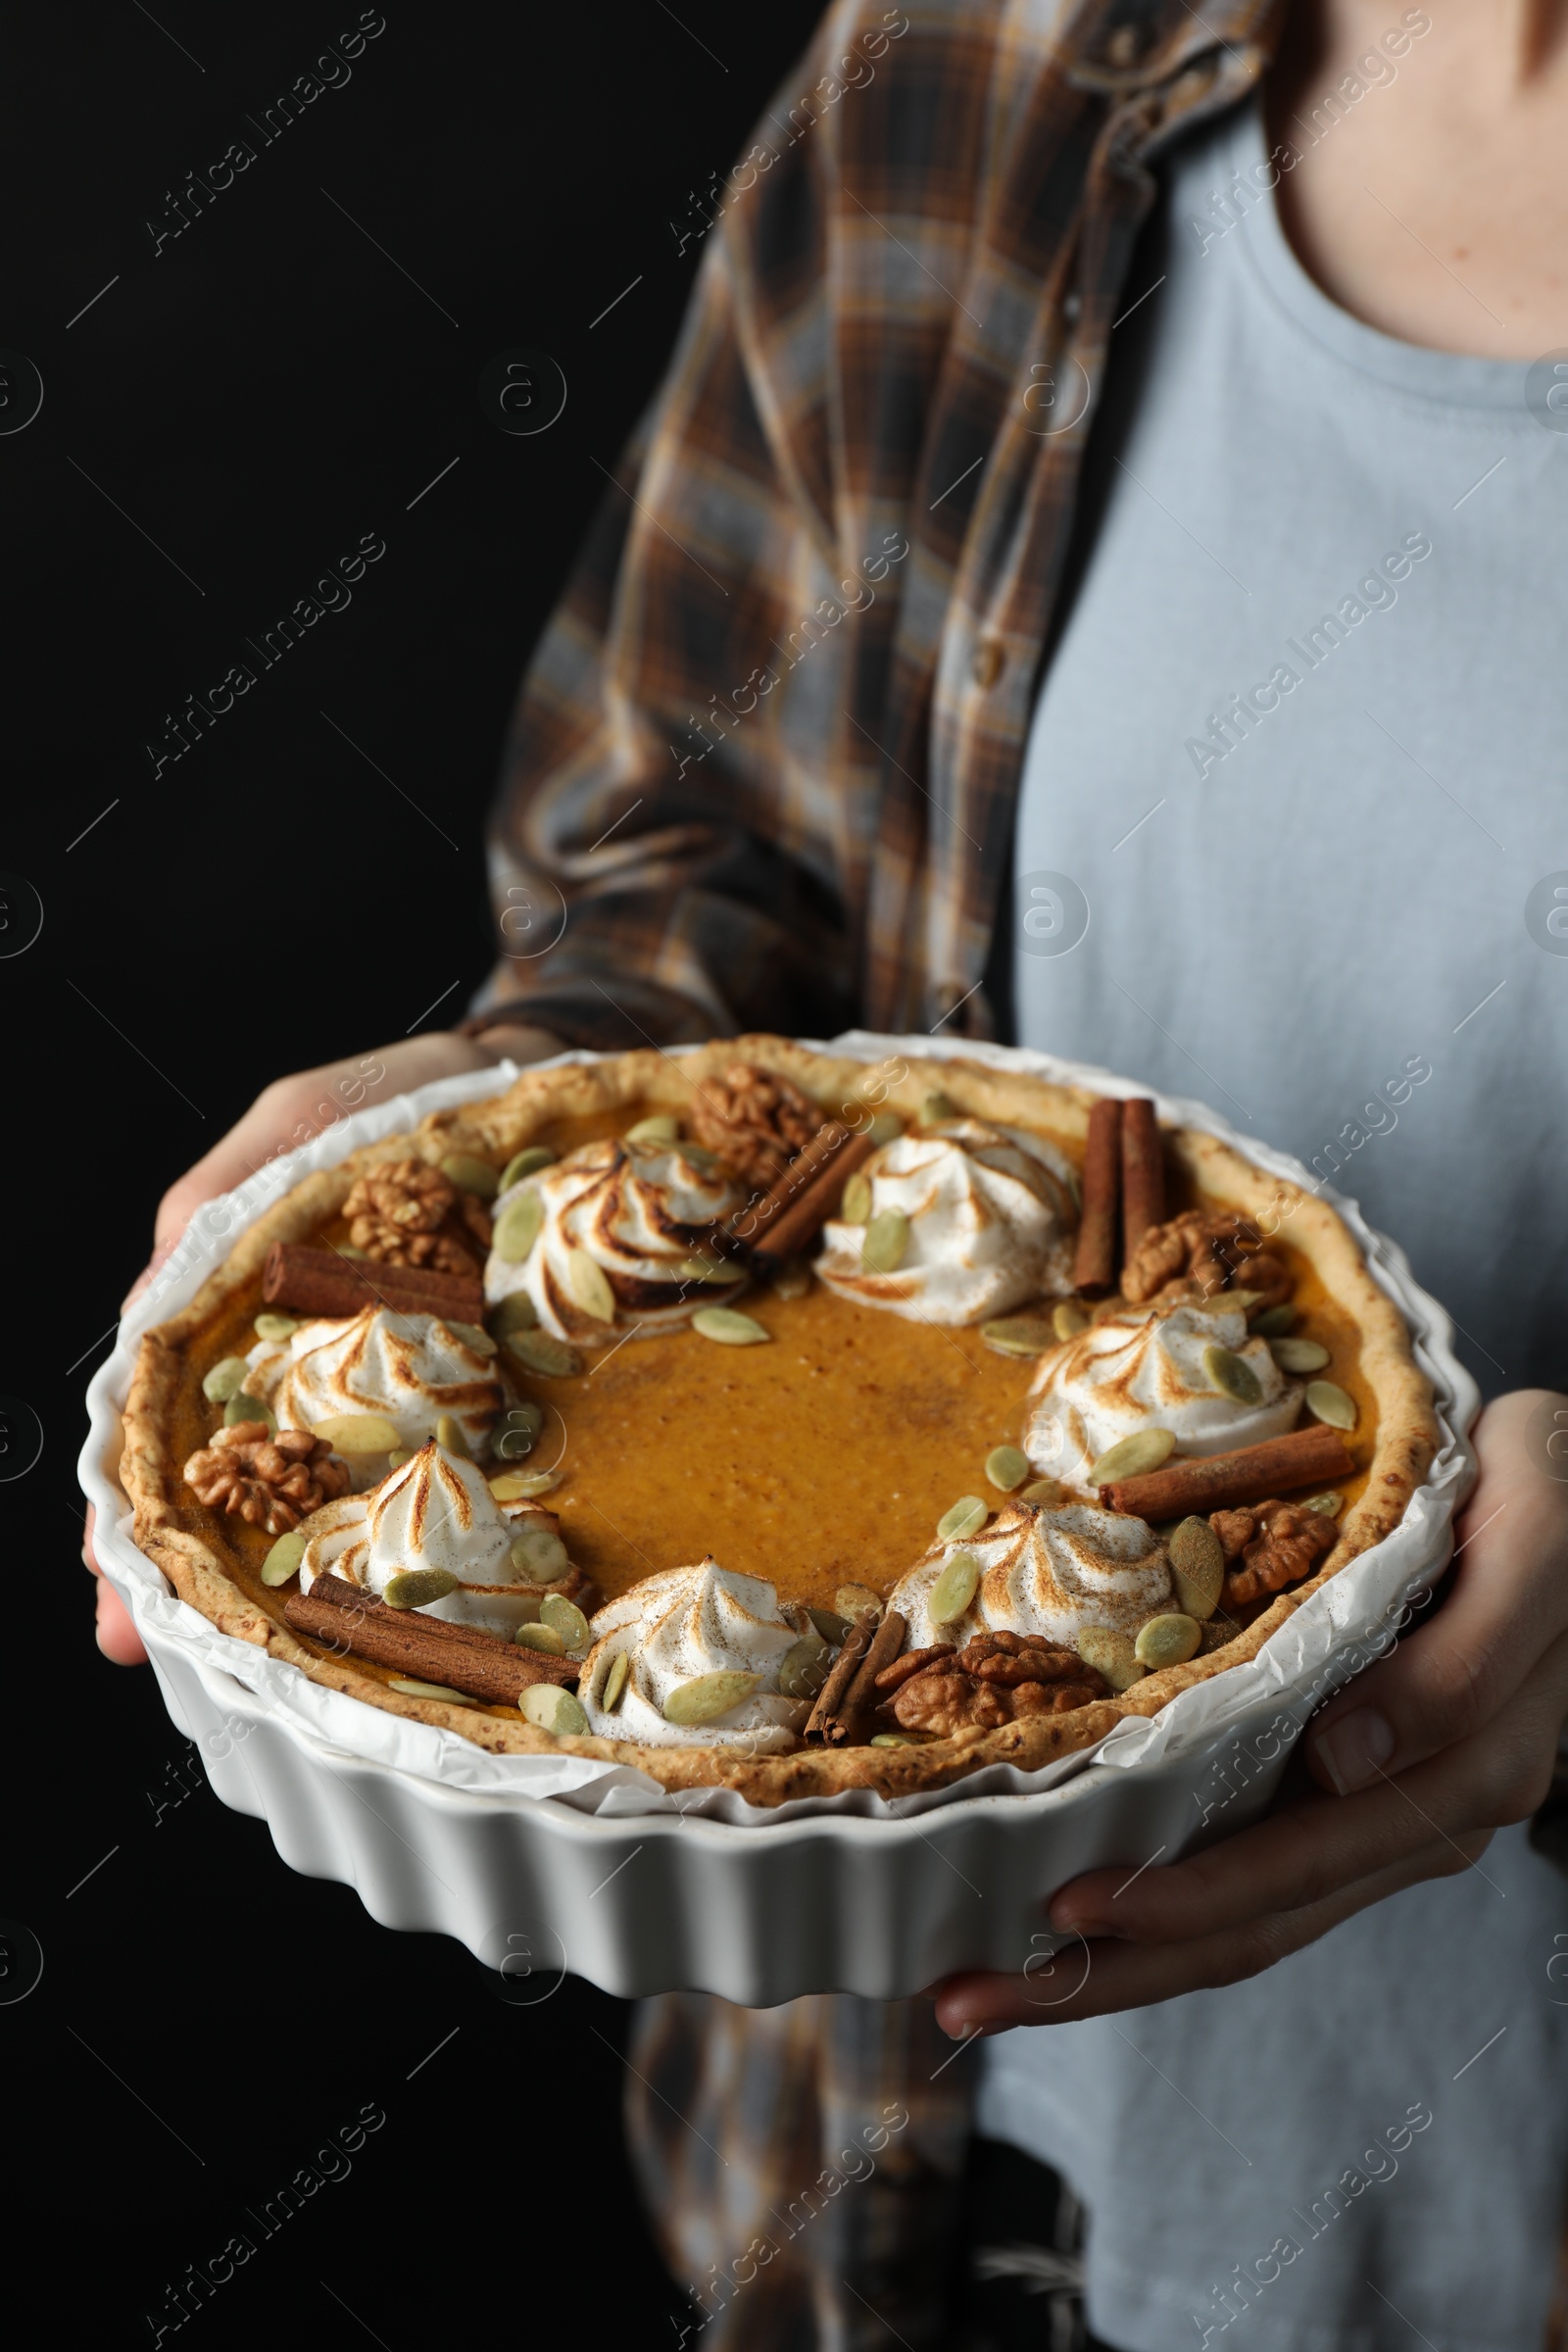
[1212, 1498, 1337, 1606]
[891, 1630, 1109, 1737]
[1121, 1208, 1291, 1310]
[341, 1157, 490, 1276]
[184, 1423, 353, 1537]
[688, 1062, 823, 1191]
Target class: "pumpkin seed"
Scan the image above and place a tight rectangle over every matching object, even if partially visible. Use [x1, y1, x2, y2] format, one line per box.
[387, 1449, 413, 1470]
[1088, 1428, 1176, 1485]
[624, 1113, 680, 1145]
[261, 1531, 308, 1588]
[807, 1607, 851, 1645]
[674, 1252, 737, 1284]
[504, 1329, 581, 1378]
[1304, 1491, 1345, 1517]
[493, 1398, 545, 1451]
[1166, 1516, 1224, 1620]
[834, 1583, 883, 1625]
[223, 1396, 275, 1432]
[861, 1208, 909, 1274]
[663, 1670, 762, 1726]
[1270, 1336, 1330, 1374]
[691, 1307, 771, 1346]
[565, 1246, 617, 1323]
[444, 1319, 498, 1357]
[921, 1089, 959, 1123]
[869, 1733, 922, 1746]
[1053, 1299, 1091, 1343]
[383, 1566, 461, 1610]
[490, 1290, 539, 1338]
[515, 1621, 567, 1654]
[770, 1259, 812, 1299]
[1134, 1612, 1202, 1669]
[986, 1445, 1031, 1493]
[391, 1678, 475, 1703]
[491, 1468, 562, 1500]
[1202, 1344, 1264, 1406]
[511, 1526, 570, 1584]
[520, 1684, 589, 1736]
[599, 1649, 630, 1712]
[202, 1356, 250, 1403]
[540, 1592, 591, 1652]
[1305, 1379, 1357, 1431]
[310, 1411, 400, 1453]
[1251, 1302, 1297, 1337]
[253, 1314, 299, 1345]
[777, 1632, 832, 1700]
[937, 1495, 987, 1543]
[867, 1111, 904, 1146]
[334, 1242, 370, 1260]
[501, 1145, 556, 1189]
[434, 1412, 471, 1459]
[840, 1172, 873, 1226]
[928, 1548, 982, 1624]
[980, 1315, 1056, 1358]
[493, 1192, 545, 1262]
[1075, 1626, 1146, 1692]
[441, 1152, 500, 1200]
[677, 1143, 725, 1174]
[1020, 1477, 1065, 1507]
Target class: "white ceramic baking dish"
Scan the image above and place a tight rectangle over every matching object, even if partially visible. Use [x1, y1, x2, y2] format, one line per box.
[80, 1036, 1477, 2002]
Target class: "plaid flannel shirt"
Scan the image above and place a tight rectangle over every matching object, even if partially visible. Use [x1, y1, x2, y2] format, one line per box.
[475, 0, 1286, 1054]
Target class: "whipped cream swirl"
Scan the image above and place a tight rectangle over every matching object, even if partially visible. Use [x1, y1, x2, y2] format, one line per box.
[1024, 1298, 1300, 1485]
[889, 1498, 1172, 1650]
[242, 1306, 502, 1486]
[485, 1138, 748, 1346]
[298, 1442, 565, 1639]
[578, 1560, 807, 1749]
[814, 1118, 1077, 1325]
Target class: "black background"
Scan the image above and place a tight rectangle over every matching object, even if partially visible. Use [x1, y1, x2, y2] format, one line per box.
[4, 5, 822, 2341]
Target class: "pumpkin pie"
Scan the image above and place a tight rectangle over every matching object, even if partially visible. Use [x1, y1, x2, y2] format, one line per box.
[120, 1039, 1438, 1804]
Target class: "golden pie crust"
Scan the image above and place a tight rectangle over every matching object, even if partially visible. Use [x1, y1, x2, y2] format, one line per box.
[120, 1038, 1440, 1806]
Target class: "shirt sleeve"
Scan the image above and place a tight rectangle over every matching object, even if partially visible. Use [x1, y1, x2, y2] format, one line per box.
[472, 4, 909, 1052]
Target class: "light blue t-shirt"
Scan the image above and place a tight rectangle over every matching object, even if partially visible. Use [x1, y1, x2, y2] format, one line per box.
[986, 93, 1568, 2352]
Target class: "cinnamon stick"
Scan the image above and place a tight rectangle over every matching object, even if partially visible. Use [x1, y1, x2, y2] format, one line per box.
[821, 1608, 908, 1746]
[1073, 1099, 1122, 1297]
[284, 1577, 579, 1703]
[804, 1617, 870, 1741]
[740, 1123, 878, 1266]
[1121, 1098, 1164, 1262]
[264, 1243, 484, 1324]
[1101, 1424, 1356, 1520]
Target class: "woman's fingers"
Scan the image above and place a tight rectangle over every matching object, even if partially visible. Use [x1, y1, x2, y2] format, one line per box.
[1054, 1628, 1568, 1947]
[1304, 1392, 1568, 1795]
[931, 1832, 1486, 2036]
[82, 1507, 150, 1665]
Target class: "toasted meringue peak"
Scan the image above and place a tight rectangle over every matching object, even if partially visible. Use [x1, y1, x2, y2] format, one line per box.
[579, 1558, 807, 1748]
[813, 1118, 1077, 1325]
[242, 1307, 503, 1484]
[1023, 1298, 1300, 1485]
[889, 1498, 1172, 1650]
[484, 1136, 749, 1346]
[298, 1442, 564, 1638]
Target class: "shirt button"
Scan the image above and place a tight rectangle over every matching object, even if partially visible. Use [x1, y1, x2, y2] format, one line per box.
[972, 641, 1005, 689]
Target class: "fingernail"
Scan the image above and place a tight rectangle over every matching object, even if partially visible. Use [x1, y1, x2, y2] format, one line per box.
[943, 2019, 979, 2043]
[1313, 1706, 1395, 1794]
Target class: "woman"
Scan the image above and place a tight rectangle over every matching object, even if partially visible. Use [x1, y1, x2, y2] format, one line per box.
[91, 2, 1568, 2342]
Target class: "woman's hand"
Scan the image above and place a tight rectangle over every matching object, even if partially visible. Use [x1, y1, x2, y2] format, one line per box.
[85, 1021, 561, 1664]
[931, 1390, 1568, 2036]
